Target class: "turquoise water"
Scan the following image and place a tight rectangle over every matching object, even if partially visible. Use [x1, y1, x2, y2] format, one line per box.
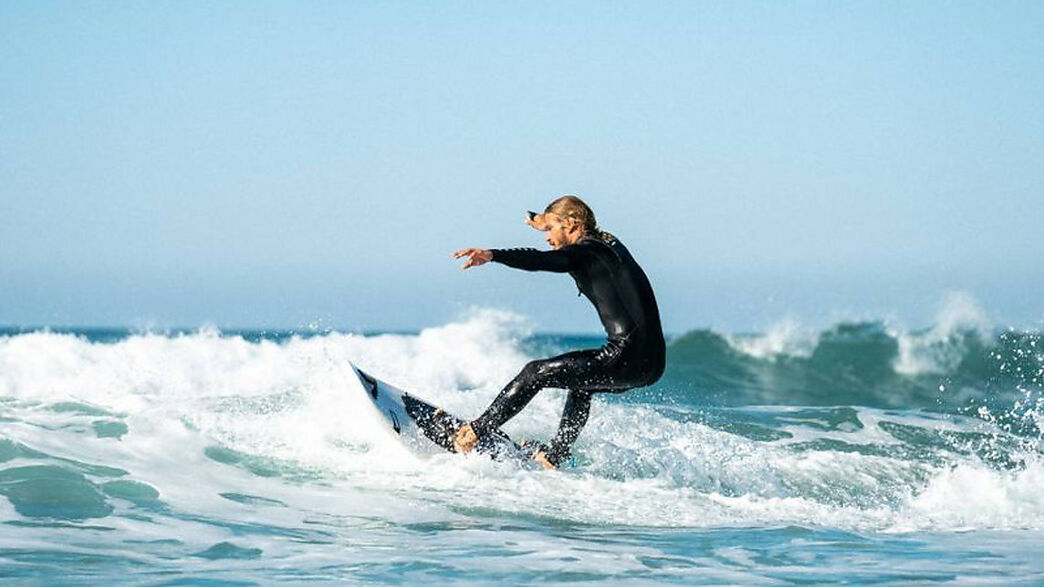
[1, 309, 1042, 583]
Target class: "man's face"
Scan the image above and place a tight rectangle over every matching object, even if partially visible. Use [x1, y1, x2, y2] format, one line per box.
[543, 215, 575, 249]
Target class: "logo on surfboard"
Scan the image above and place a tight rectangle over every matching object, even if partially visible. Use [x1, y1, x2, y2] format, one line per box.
[359, 370, 379, 399]
[389, 410, 401, 434]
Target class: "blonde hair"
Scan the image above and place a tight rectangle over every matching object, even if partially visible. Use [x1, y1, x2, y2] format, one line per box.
[544, 195, 615, 243]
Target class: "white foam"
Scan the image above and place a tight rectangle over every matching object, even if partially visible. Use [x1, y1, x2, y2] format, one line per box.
[725, 318, 819, 360]
[897, 457, 1044, 532]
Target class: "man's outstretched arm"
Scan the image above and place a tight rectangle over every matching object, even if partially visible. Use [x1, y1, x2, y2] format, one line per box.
[454, 246, 581, 273]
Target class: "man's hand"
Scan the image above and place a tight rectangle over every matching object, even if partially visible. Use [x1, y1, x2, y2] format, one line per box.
[453, 423, 479, 453]
[453, 248, 492, 270]
[525, 212, 549, 231]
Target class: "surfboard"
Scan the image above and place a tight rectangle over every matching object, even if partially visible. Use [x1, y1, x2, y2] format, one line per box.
[348, 362, 537, 466]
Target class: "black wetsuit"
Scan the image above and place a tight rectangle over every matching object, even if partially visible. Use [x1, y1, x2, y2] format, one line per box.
[470, 235, 666, 466]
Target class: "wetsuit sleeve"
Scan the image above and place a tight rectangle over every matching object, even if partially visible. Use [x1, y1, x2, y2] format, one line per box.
[490, 246, 582, 273]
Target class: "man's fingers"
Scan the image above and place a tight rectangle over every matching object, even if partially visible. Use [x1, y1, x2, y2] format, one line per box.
[525, 214, 548, 231]
[455, 249, 491, 270]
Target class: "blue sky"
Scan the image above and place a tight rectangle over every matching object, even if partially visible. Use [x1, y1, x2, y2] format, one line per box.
[2, 1, 1042, 333]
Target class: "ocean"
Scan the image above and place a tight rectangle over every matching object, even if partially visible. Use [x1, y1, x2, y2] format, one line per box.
[1, 307, 1041, 583]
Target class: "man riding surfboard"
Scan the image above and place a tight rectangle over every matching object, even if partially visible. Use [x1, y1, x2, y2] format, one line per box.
[452, 195, 666, 469]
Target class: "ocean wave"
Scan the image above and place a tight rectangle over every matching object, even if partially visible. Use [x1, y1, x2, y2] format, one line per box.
[0, 307, 1041, 539]
[658, 296, 1040, 411]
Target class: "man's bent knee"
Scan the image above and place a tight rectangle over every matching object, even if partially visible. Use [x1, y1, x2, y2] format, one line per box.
[520, 358, 562, 385]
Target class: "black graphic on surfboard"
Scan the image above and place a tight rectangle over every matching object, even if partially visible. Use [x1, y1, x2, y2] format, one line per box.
[359, 370, 379, 399]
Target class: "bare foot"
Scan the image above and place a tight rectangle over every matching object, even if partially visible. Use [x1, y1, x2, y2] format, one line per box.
[532, 450, 555, 471]
[453, 424, 478, 453]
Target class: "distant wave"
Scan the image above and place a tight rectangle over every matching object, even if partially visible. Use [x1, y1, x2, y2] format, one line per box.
[637, 293, 1040, 413]
[658, 321, 1040, 411]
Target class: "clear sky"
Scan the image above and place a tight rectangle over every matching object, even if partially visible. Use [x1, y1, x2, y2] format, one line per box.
[2, 1, 1042, 333]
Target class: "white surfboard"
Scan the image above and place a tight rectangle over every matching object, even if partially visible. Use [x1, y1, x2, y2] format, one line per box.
[348, 362, 535, 465]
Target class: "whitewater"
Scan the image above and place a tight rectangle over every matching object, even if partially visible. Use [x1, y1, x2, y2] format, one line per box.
[1, 307, 1042, 583]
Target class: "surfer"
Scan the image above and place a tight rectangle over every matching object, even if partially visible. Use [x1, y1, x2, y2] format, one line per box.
[452, 195, 665, 469]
